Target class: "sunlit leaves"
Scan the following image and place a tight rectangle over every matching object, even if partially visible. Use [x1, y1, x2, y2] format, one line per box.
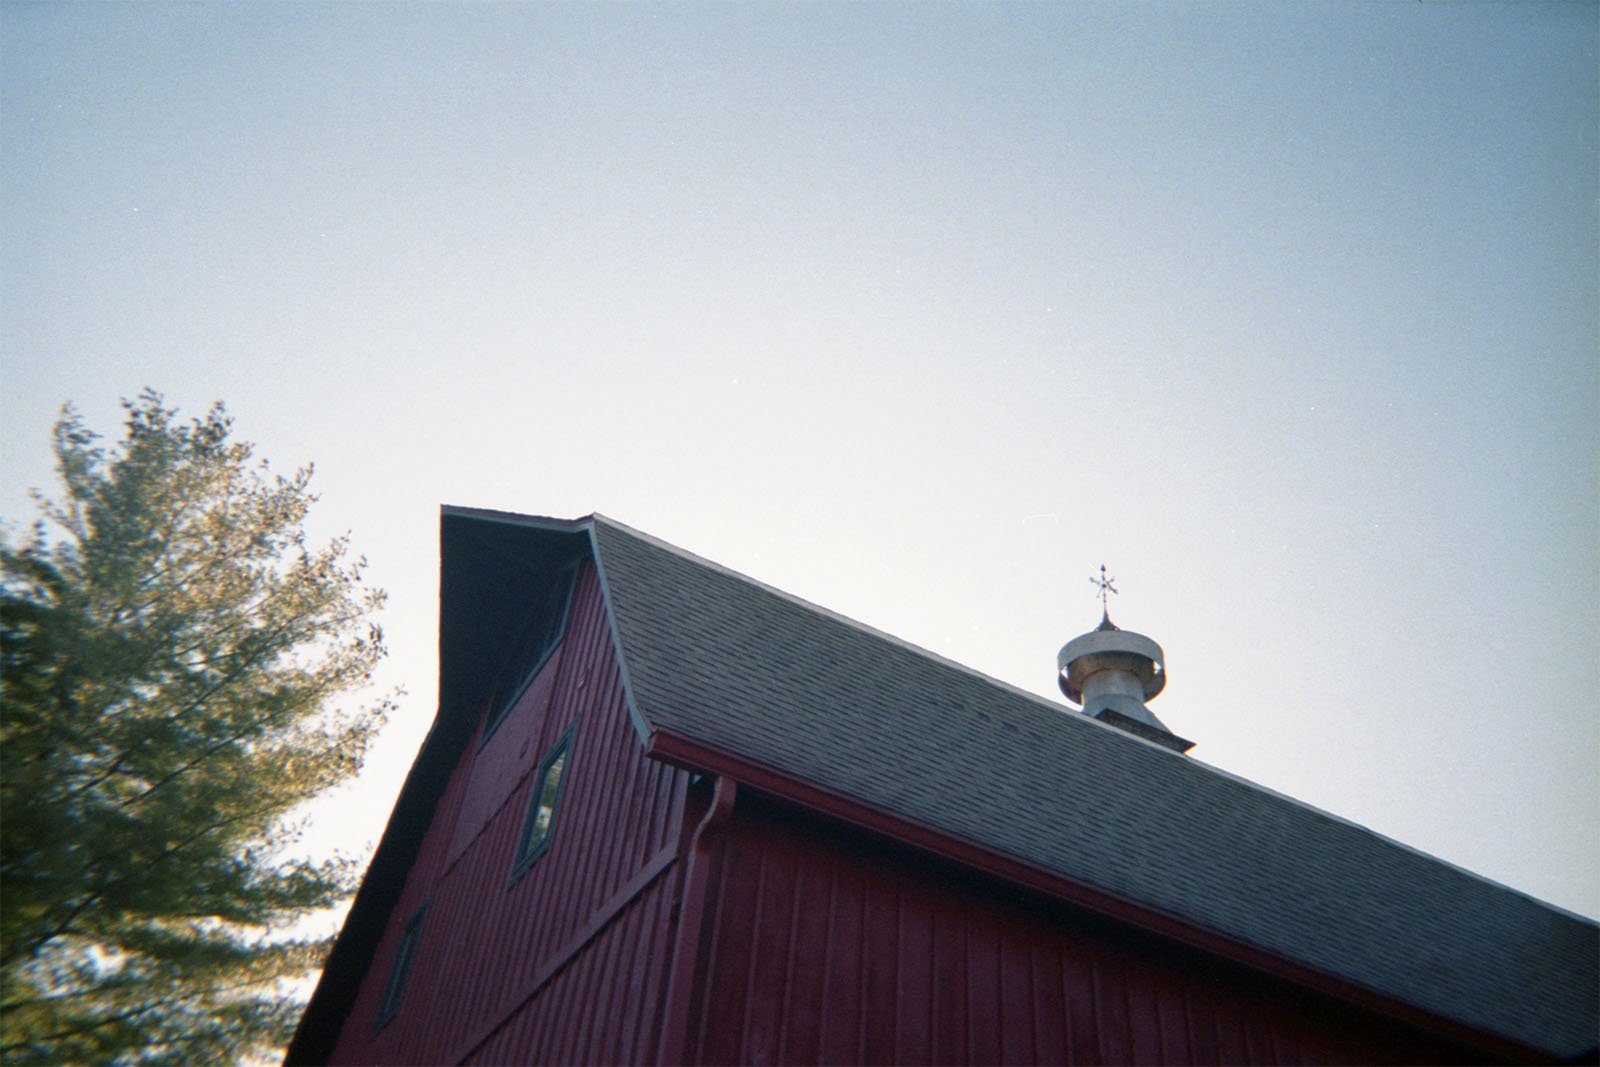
[0, 391, 395, 1065]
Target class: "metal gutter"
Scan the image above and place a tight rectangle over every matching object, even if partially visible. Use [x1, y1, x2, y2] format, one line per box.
[655, 775, 737, 1067]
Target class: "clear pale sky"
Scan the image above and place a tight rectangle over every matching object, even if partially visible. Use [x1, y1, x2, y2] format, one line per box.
[3, 3, 1596, 920]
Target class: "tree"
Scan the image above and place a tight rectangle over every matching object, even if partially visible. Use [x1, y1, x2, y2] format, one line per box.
[1, 392, 396, 1065]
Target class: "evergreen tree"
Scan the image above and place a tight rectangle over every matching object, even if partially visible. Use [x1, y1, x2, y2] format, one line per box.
[1, 392, 396, 1064]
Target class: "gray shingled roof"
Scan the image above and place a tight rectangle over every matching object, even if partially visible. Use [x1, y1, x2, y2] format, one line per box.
[580, 514, 1597, 1061]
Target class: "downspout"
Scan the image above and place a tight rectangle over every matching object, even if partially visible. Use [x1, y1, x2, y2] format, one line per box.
[656, 775, 736, 1067]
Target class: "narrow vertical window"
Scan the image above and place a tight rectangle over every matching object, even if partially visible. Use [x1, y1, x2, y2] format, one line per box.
[512, 728, 573, 879]
[377, 904, 427, 1028]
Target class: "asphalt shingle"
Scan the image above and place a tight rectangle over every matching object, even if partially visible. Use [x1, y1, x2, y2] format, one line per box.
[590, 514, 1598, 1060]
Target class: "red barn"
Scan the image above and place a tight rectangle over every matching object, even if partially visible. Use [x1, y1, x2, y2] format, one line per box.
[287, 508, 1597, 1065]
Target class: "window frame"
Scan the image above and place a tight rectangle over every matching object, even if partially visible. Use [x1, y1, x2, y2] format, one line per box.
[481, 566, 578, 745]
[375, 901, 428, 1030]
[510, 724, 576, 883]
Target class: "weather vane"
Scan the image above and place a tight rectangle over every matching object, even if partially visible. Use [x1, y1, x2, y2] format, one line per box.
[1090, 564, 1117, 626]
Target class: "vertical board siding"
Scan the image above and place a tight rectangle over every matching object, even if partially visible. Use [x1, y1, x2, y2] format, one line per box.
[328, 562, 690, 1065]
[466, 872, 678, 1066]
[690, 798, 1501, 1066]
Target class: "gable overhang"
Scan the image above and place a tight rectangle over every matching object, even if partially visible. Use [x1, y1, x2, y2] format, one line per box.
[287, 507, 602, 1065]
[642, 727, 1562, 1066]
[437, 507, 594, 735]
[441, 507, 659, 748]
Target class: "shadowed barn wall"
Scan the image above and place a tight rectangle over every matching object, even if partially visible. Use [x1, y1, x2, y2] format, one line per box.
[682, 796, 1498, 1067]
[327, 563, 692, 1065]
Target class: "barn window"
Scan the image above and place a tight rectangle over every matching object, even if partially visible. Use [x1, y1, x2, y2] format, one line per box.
[512, 728, 573, 879]
[376, 903, 427, 1028]
[483, 566, 577, 742]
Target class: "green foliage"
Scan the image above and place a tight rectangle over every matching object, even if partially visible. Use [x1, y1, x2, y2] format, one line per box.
[1, 392, 395, 1064]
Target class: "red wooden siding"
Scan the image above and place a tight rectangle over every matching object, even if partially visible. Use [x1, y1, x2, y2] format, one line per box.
[685, 796, 1497, 1067]
[465, 871, 679, 1066]
[327, 562, 692, 1065]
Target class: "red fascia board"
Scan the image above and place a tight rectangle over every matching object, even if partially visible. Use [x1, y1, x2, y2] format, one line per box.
[643, 728, 1553, 1066]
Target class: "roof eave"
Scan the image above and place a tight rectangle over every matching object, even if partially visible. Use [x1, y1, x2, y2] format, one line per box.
[643, 727, 1561, 1066]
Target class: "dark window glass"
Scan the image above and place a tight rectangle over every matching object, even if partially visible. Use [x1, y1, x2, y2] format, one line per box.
[483, 567, 576, 741]
[512, 730, 573, 878]
[376, 905, 427, 1028]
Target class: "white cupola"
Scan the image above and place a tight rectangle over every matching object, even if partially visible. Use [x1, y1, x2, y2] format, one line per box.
[1057, 567, 1193, 754]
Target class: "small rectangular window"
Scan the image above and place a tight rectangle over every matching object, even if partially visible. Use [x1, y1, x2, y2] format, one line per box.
[483, 567, 577, 742]
[512, 728, 573, 880]
[376, 904, 427, 1028]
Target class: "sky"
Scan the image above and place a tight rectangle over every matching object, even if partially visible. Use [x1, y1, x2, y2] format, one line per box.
[2, 1, 1595, 926]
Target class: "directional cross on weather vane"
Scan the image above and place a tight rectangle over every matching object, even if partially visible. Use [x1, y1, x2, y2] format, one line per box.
[1090, 564, 1118, 618]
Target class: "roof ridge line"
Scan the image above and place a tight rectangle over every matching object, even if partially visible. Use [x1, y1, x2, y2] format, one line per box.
[441, 504, 593, 530]
[586, 516, 1417, 792]
[587, 513, 1096, 714]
